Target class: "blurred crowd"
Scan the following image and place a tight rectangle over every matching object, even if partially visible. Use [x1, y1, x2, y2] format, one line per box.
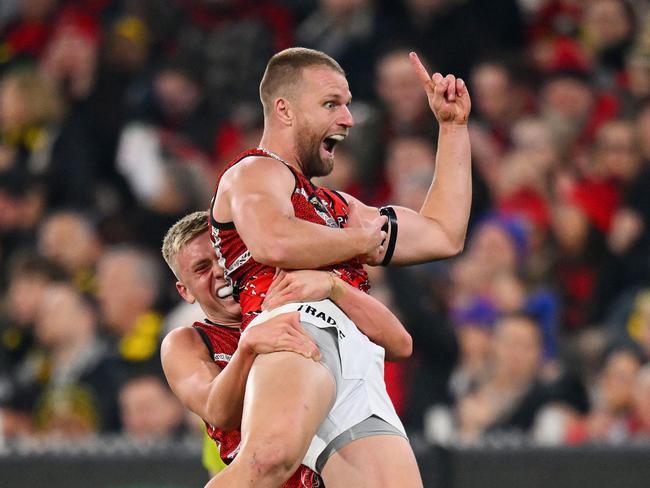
[1, 0, 650, 449]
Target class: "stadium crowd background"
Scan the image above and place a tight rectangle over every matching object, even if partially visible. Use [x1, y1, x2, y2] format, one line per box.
[1, 0, 650, 453]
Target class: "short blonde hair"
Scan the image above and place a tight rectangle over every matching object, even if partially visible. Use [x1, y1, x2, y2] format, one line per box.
[161, 211, 209, 276]
[259, 47, 344, 116]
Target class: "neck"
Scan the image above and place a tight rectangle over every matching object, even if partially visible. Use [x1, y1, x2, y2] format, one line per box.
[205, 316, 240, 329]
[258, 129, 304, 175]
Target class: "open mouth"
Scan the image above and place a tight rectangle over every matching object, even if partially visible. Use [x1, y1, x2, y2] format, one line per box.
[322, 134, 346, 157]
[216, 284, 234, 299]
[214, 280, 233, 300]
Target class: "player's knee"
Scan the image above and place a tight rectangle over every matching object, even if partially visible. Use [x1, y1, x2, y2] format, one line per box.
[245, 439, 300, 481]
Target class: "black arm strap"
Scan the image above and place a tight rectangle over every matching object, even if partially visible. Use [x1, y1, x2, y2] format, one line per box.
[379, 206, 398, 266]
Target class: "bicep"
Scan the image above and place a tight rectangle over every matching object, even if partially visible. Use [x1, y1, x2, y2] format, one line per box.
[228, 160, 296, 245]
[390, 205, 461, 264]
[161, 330, 222, 417]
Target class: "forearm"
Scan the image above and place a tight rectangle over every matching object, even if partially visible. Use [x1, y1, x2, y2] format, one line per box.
[204, 347, 256, 430]
[331, 278, 412, 361]
[422, 124, 472, 247]
[389, 124, 471, 265]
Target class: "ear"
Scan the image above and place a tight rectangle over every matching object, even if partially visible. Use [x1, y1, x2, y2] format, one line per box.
[175, 281, 196, 304]
[274, 97, 294, 126]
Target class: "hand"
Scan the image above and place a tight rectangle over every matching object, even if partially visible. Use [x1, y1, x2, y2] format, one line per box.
[263, 270, 333, 311]
[346, 199, 387, 265]
[240, 311, 320, 361]
[409, 52, 471, 125]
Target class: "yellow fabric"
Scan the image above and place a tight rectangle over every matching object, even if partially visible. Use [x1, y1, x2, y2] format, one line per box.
[35, 384, 100, 433]
[119, 312, 163, 362]
[74, 267, 97, 295]
[2, 328, 23, 350]
[626, 290, 650, 341]
[114, 16, 150, 45]
[202, 431, 227, 476]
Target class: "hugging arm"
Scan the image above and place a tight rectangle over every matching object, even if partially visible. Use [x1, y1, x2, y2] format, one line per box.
[161, 313, 319, 431]
[264, 270, 412, 360]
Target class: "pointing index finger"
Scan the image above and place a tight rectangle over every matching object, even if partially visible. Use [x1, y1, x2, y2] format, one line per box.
[409, 52, 432, 88]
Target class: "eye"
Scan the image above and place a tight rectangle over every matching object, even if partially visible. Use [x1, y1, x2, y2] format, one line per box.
[324, 101, 336, 109]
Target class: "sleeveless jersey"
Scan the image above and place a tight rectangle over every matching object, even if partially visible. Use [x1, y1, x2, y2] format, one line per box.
[192, 320, 322, 487]
[209, 147, 369, 330]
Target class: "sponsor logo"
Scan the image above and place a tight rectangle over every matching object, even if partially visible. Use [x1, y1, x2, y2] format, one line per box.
[296, 305, 337, 326]
[213, 352, 232, 363]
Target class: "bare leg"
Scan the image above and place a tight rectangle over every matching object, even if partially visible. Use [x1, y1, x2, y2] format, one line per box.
[321, 435, 423, 488]
[206, 351, 335, 487]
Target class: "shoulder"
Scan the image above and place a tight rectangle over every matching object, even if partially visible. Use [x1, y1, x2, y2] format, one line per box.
[161, 326, 204, 358]
[222, 156, 294, 186]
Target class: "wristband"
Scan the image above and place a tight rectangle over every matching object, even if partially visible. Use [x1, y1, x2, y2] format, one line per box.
[379, 206, 398, 266]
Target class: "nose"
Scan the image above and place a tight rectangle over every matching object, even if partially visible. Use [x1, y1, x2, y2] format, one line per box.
[338, 105, 354, 128]
[212, 257, 224, 279]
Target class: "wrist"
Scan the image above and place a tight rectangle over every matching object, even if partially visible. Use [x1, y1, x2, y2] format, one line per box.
[439, 122, 468, 132]
[345, 228, 367, 256]
[328, 274, 346, 302]
[238, 334, 256, 357]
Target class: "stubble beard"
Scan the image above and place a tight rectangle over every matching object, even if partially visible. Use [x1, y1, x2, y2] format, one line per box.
[296, 126, 334, 178]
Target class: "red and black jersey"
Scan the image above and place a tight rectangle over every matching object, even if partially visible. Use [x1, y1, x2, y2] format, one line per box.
[192, 319, 322, 487]
[192, 320, 242, 463]
[209, 147, 369, 330]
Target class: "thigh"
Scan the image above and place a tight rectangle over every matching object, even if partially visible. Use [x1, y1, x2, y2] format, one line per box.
[321, 435, 423, 488]
[239, 350, 336, 458]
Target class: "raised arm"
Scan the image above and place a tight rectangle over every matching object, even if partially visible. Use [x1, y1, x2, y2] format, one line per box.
[263, 270, 412, 361]
[216, 157, 387, 269]
[161, 313, 319, 431]
[342, 54, 472, 266]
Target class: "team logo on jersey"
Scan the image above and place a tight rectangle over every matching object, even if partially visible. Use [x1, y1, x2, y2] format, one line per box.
[295, 188, 338, 228]
[213, 352, 232, 363]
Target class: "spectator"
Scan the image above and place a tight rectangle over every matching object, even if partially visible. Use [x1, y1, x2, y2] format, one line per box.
[384, 136, 436, 211]
[0, 0, 58, 69]
[457, 314, 546, 441]
[566, 348, 641, 444]
[626, 365, 650, 439]
[115, 60, 216, 245]
[448, 298, 498, 401]
[296, 0, 385, 100]
[0, 67, 64, 199]
[0, 165, 45, 266]
[0, 253, 67, 437]
[374, 47, 435, 140]
[393, 0, 524, 81]
[96, 246, 164, 378]
[119, 374, 186, 442]
[539, 69, 619, 161]
[25, 283, 122, 438]
[581, 0, 637, 81]
[37, 210, 103, 294]
[0, 253, 67, 370]
[470, 60, 529, 160]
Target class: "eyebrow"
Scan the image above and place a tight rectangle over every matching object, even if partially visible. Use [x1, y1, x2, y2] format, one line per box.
[323, 93, 353, 103]
[192, 259, 211, 271]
